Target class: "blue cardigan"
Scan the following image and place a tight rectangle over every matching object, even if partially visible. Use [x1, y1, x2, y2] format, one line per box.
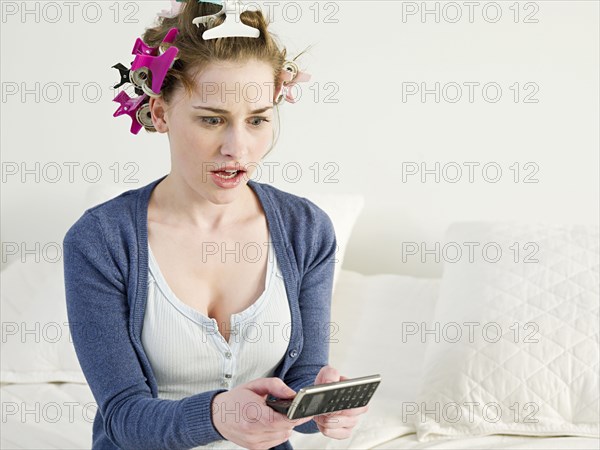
[63, 174, 337, 450]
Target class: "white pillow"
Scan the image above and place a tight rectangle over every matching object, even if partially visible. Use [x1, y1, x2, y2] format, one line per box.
[299, 192, 364, 293]
[414, 222, 600, 441]
[0, 255, 87, 383]
[290, 270, 442, 449]
[0, 182, 363, 384]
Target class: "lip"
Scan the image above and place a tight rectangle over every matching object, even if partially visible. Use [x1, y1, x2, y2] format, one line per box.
[210, 170, 246, 189]
[209, 164, 247, 172]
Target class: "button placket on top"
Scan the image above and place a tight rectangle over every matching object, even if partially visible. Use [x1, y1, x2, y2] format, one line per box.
[208, 317, 236, 388]
[148, 246, 236, 389]
[224, 237, 276, 387]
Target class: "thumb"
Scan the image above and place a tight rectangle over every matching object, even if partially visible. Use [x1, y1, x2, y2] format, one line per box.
[246, 377, 296, 398]
[315, 364, 340, 384]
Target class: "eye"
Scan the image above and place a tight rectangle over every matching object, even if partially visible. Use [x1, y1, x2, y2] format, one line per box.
[198, 116, 271, 127]
[250, 116, 271, 127]
[200, 117, 223, 126]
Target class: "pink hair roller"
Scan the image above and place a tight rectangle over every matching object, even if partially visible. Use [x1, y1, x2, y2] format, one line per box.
[112, 28, 179, 134]
[112, 91, 152, 135]
[129, 28, 180, 98]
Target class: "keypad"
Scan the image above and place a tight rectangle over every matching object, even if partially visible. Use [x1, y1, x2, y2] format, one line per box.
[299, 382, 379, 416]
[266, 378, 381, 419]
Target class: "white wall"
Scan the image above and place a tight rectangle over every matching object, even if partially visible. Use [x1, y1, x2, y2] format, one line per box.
[1, 1, 598, 277]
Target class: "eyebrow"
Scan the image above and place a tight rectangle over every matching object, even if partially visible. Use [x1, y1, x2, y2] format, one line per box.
[192, 106, 274, 114]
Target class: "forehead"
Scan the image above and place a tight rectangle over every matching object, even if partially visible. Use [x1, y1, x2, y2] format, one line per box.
[189, 60, 275, 108]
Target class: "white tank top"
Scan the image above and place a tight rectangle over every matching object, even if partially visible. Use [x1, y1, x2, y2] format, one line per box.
[141, 233, 291, 449]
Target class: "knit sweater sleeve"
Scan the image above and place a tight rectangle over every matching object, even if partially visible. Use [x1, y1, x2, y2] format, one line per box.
[63, 211, 228, 449]
[284, 201, 338, 434]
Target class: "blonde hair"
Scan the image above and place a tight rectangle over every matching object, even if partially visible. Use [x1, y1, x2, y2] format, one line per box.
[139, 1, 310, 155]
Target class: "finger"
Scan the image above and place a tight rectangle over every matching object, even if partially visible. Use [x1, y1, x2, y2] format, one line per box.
[266, 409, 316, 430]
[276, 414, 314, 429]
[320, 426, 354, 440]
[252, 430, 294, 450]
[317, 414, 359, 430]
[337, 404, 370, 416]
[316, 365, 340, 384]
[318, 405, 366, 422]
[265, 408, 302, 428]
[291, 415, 315, 426]
[247, 377, 296, 399]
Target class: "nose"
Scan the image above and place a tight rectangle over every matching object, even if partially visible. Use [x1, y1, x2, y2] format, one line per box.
[219, 122, 249, 160]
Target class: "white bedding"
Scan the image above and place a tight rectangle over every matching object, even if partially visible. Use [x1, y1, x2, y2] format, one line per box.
[372, 433, 600, 449]
[2, 379, 598, 450]
[1, 382, 95, 449]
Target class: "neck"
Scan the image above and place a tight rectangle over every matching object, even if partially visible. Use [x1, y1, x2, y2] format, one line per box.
[151, 173, 253, 231]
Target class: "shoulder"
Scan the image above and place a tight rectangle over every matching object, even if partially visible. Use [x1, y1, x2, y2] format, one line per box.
[62, 182, 143, 248]
[251, 180, 335, 236]
[250, 181, 337, 270]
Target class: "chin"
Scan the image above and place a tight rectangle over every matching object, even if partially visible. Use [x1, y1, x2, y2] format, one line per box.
[205, 180, 247, 198]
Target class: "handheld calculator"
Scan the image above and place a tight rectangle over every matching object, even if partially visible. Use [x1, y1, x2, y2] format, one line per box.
[266, 374, 381, 420]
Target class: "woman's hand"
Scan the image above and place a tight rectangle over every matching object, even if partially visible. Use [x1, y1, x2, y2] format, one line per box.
[211, 377, 314, 450]
[313, 365, 370, 440]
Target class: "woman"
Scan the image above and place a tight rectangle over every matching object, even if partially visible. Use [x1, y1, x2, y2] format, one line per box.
[63, 1, 368, 449]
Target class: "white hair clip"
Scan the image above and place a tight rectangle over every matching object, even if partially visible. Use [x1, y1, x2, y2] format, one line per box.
[193, 0, 260, 40]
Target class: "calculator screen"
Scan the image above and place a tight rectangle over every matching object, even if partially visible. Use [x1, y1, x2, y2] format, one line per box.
[304, 392, 326, 415]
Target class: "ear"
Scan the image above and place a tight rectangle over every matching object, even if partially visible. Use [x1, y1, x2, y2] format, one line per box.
[149, 96, 169, 133]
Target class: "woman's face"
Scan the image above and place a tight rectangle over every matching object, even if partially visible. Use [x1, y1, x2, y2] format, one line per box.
[150, 59, 275, 202]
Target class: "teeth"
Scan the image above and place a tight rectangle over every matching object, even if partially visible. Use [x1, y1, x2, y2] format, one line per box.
[214, 171, 238, 179]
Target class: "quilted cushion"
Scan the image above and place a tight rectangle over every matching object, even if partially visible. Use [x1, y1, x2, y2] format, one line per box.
[414, 222, 599, 441]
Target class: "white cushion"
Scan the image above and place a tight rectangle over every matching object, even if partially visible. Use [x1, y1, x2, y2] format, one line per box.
[1, 256, 86, 383]
[291, 270, 441, 448]
[298, 192, 364, 293]
[414, 222, 600, 441]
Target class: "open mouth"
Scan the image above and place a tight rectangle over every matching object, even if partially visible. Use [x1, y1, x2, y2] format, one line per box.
[209, 168, 248, 187]
[212, 170, 243, 179]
